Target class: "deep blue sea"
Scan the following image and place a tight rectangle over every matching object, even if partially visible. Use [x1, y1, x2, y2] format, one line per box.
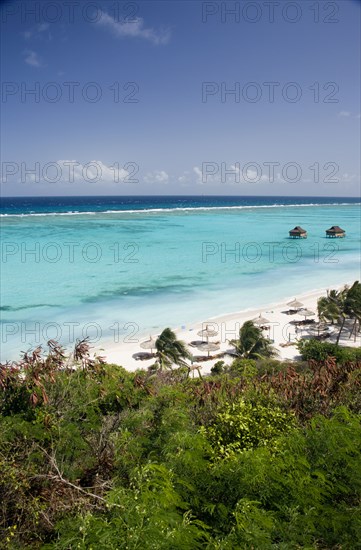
[1, 195, 360, 361]
[1, 195, 360, 215]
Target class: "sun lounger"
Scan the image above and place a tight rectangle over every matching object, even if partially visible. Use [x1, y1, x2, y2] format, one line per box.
[283, 309, 298, 315]
[315, 333, 331, 340]
[133, 352, 155, 361]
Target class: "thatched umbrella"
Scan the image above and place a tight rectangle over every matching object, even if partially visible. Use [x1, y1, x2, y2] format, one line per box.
[252, 314, 270, 326]
[287, 298, 304, 310]
[196, 341, 220, 358]
[300, 309, 315, 320]
[197, 324, 218, 343]
[140, 336, 157, 354]
[253, 314, 271, 337]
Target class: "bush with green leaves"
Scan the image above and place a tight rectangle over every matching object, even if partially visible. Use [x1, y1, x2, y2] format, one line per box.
[227, 358, 261, 379]
[52, 464, 210, 550]
[297, 338, 361, 364]
[210, 361, 225, 375]
[202, 398, 296, 459]
[1, 341, 361, 549]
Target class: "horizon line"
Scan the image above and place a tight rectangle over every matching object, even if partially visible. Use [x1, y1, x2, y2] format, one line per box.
[1, 194, 360, 200]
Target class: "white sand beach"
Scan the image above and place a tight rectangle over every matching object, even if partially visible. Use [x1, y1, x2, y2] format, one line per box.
[98, 282, 361, 374]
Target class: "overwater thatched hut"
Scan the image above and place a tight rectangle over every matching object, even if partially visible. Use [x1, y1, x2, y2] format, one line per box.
[326, 226, 346, 238]
[289, 226, 307, 238]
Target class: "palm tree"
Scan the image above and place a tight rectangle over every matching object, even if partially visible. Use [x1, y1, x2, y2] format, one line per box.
[320, 287, 349, 345]
[344, 281, 361, 341]
[317, 292, 341, 325]
[232, 321, 276, 359]
[154, 328, 192, 371]
[317, 282, 361, 345]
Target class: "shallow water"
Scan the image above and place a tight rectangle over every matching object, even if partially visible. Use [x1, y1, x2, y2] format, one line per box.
[1, 196, 360, 360]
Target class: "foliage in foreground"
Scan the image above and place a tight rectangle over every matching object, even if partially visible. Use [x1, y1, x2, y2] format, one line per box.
[1, 340, 361, 549]
[297, 338, 361, 364]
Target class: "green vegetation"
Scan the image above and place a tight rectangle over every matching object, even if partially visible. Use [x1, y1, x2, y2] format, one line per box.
[1, 336, 361, 549]
[154, 328, 192, 371]
[297, 338, 361, 364]
[230, 320, 276, 359]
[318, 281, 361, 345]
[202, 398, 295, 459]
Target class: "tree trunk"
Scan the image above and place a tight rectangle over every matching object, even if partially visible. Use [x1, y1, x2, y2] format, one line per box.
[349, 318, 357, 340]
[336, 316, 346, 346]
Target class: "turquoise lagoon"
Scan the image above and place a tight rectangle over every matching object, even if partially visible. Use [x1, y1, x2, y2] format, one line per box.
[0, 196, 360, 360]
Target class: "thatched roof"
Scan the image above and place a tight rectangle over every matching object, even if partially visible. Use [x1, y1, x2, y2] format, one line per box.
[289, 226, 307, 234]
[140, 336, 157, 351]
[253, 314, 270, 326]
[287, 298, 304, 308]
[326, 226, 345, 233]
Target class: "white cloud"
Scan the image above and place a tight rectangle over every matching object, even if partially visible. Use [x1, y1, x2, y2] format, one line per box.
[23, 50, 42, 67]
[178, 171, 191, 183]
[230, 164, 269, 183]
[17, 174, 36, 183]
[338, 111, 351, 117]
[193, 166, 204, 184]
[38, 23, 49, 32]
[56, 160, 130, 183]
[193, 164, 268, 185]
[341, 173, 357, 182]
[10, 160, 130, 184]
[97, 12, 170, 45]
[245, 169, 257, 180]
[193, 165, 224, 184]
[144, 170, 169, 183]
[23, 23, 50, 40]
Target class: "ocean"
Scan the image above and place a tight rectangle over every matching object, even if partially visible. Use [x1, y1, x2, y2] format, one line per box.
[1, 195, 360, 361]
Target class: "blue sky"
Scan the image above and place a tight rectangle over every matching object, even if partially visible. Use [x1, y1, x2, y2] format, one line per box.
[1, 0, 360, 196]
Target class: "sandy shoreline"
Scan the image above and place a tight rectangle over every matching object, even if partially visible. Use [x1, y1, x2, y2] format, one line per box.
[98, 282, 360, 373]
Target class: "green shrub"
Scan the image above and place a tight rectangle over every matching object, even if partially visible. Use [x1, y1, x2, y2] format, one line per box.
[297, 339, 361, 363]
[202, 398, 296, 459]
[1, 345, 361, 548]
[211, 361, 225, 375]
[228, 359, 258, 378]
